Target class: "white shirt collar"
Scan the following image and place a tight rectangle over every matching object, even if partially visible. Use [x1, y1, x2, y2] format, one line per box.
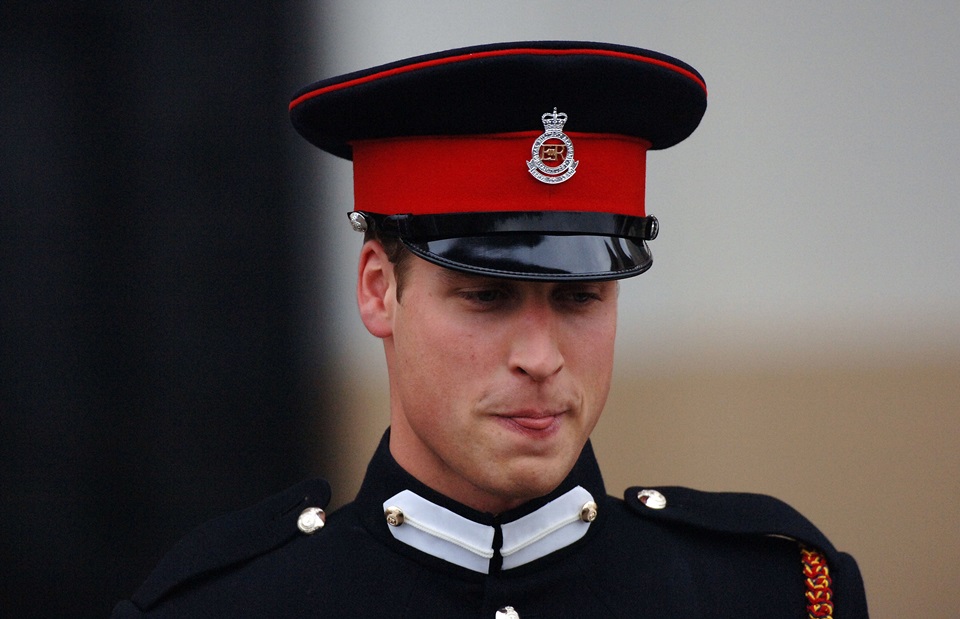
[382, 486, 596, 573]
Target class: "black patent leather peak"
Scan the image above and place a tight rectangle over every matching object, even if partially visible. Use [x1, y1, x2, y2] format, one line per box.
[354, 211, 657, 281]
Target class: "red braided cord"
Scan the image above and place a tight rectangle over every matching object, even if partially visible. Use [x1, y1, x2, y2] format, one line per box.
[801, 546, 835, 619]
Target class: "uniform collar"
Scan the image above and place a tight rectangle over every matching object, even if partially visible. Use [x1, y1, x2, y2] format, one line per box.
[354, 430, 606, 574]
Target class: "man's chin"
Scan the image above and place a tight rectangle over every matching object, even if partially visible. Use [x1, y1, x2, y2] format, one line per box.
[494, 456, 577, 502]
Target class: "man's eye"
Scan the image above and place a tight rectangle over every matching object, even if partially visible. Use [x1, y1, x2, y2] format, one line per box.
[557, 289, 602, 305]
[461, 289, 505, 304]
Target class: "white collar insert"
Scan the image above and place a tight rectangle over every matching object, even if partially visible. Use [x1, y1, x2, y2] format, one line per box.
[382, 486, 596, 573]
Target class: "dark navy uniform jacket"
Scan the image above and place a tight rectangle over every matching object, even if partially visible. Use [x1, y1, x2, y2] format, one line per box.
[113, 433, 868, 617]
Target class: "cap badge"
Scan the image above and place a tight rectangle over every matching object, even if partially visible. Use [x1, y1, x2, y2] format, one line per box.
[527, 108, 578, 184]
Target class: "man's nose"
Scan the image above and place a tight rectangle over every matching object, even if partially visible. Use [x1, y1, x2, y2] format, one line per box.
[508, 302, 564, 381]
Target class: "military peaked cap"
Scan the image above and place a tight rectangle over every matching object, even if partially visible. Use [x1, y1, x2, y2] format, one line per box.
[290, 41, 707, 280]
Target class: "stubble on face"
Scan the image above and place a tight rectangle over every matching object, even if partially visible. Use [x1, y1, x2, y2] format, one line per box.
[382, 258, 618, 514]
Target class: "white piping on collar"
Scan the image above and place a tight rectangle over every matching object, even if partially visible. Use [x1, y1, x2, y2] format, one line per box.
[383, 489, 494, 573]
[500, 485, 593, 569]
[383, 486, 595, 573]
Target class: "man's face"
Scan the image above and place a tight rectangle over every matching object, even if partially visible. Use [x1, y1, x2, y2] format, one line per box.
[374, 252, 618, 514]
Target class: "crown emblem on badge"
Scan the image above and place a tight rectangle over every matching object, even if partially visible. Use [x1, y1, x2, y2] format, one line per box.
[527, 108, 578, 184]
[542, 109, 568, 131]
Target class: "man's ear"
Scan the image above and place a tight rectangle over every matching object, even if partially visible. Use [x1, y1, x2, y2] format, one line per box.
[357, 240, 396, 339]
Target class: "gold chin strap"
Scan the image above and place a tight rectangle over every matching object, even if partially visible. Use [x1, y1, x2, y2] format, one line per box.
[801, 546, 835, 619]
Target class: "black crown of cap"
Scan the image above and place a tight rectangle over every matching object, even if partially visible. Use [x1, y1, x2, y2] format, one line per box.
[290, 40, 707, 160]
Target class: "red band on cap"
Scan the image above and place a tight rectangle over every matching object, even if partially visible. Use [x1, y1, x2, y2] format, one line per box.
[352, 132, 649, 217]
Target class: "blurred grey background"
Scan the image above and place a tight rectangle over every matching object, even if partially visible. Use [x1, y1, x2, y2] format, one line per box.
[3, 2, 957, 617]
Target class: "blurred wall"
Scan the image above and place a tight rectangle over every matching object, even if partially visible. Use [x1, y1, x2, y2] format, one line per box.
[1, 3, 332, 616]
[311, 2, 960, 618]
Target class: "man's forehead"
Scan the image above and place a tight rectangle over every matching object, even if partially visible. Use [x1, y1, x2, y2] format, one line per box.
[429, 260, 617, 292]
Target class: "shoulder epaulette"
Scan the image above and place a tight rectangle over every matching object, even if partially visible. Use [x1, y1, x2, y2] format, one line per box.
[624, 485, 870, 618]
[132, 478, 331, 610]
[623, 485, 834, 551]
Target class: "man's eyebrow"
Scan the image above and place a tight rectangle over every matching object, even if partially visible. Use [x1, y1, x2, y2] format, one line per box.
[437, 269, 501, 287]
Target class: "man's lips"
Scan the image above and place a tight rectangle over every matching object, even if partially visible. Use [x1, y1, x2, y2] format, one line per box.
[495, 410, 565, 434]
[508, 415, 559, 431]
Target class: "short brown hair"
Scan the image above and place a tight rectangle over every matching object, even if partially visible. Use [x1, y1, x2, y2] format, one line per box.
[364, 229, 413, 301]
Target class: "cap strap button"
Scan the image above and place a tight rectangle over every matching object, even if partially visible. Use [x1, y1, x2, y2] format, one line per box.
[348, 211, 369, 232]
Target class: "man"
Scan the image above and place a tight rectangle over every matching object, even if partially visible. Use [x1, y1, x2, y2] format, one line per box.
[113, 41, 868, 617]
